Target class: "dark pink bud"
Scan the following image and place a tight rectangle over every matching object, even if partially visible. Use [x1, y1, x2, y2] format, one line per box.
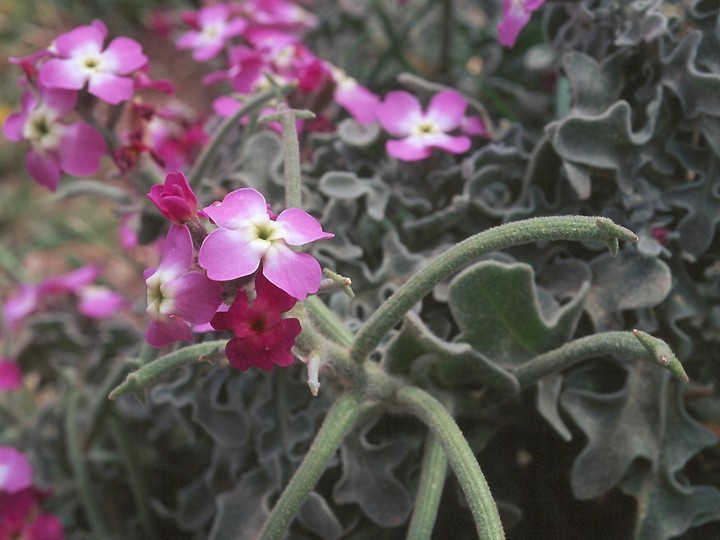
[147, 171, 198, 224]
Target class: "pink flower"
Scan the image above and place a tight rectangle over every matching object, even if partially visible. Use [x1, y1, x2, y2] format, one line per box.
[198, 188, 334, 300]
[376, 90, 471, 161]
[3, 85, 106, 191]
[39, 20, 148, 104]
[145, 225, 223, 347]
[0, 360, 22, 391]
[497, 0, 546, 47]
[0, 447, 32, 493]
[0, 448, 63, 540]
[77, 286, 125, 319]
[177, 4, 247, 61]
[148, 171, 198, 225]
[211, 272, 301, 371]
[4, 284, 40, 331]
[331, 69, 380, 125]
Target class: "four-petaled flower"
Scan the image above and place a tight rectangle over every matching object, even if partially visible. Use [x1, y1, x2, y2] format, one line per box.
[3, 85, 106, 191]
[148, 171, 199, 225]
[39, 20, 148, 104]
[145, 225, 223, 347]
[211, 272, 301, 371]
[177, 4, 248, 61]
[376, 90, 471, 161]
[497, 0, 546, 48]
[198, 188, 333, 300]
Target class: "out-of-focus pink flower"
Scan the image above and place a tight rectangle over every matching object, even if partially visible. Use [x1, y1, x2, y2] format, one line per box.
[39, 20, 148, 104]
[460, 115, 489, 137]
[0, 448, 64, 540]
[177, 4, 247, 61]
[198, 188, 333, 300]
[211, 272, 301, 371]
[497, 0, 545, 47]
[119, 213, 140, 249]
[0, 360, 22, 391]
[0, 447, 32, 493]
[376, 90, 471, 161]
[203, 45, 267, 92]
[148, 171, 198, 225]
[77, 286, 125, 319]
[4, 284, 40, 331]
[331, 69, 380, 125]
[145, 225, 223, 347]
[242, 0, 318, 30]
[3, 85, 106, 191]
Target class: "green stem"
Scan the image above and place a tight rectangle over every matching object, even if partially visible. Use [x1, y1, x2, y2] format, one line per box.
[350, 216, 637, 362]
[186, 88, 279, 190]
[84, 358, 134, 449]
[280, 112, 303, 208]
[513, 330, 688, 388]
[108, 340, 226, 401]
[394, 385, 505, 539]
[407, 433, 449, 540]
[303, 295, 354, 347]
[107, 413, 158, 540]
[258, 393, 362, 539]
[65, 389, 111, 538]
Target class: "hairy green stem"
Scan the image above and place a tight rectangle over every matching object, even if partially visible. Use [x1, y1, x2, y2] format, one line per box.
[351, 216, 637, 362]
[513, 330, 688, 388]
[65, 389, 111, 538]
[259, 393, 362, 539]
[303, 295, 355, 347]
[394, 385, 505, 539]
[187, 88, 279, 190]
[108, 413, 158, 540]
[407, 433, 449, 540]
[108, 340, 226, 400]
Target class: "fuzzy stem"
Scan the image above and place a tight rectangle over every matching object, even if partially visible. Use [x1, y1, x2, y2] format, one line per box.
[407, 433, 449, 540]
[350, 216, 637, 362]
[65, 389, 111, 539]
[513, 330, 688, 388]
[303, 295, 355, 347]
[258, 393, 362, 539]
[394, 385, 505, 539]
[108, 340, 226, 401]
[186, 88, 280, 190]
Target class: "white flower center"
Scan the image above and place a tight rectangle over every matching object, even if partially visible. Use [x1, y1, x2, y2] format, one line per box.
[23, 108, 63, 150]
[201, 22, 224, 43]
[78, 53, 105, 75]
[412, 120, 438, 137]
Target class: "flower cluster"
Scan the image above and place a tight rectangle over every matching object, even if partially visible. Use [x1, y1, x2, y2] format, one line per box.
[0, 447, 63, 539]
[145, 173, 333, 370]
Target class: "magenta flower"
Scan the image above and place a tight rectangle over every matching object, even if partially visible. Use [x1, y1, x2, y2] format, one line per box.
[0, 360, 22, 391]
[177, 4, 247, 61]
[39, 21, 148, 104]
[497, 0, 546, 47]
[0, 447, 32, 493]
[77, 286, 125, 319]
[148, 171, 198, 225]
[211, 272, 301, 371]
[3, 85, 106, 191]
[198, 188, 333, 300]
[331, 69, 380, 125]
[376, 90, 471, 161]
[145, 225, 223, 347]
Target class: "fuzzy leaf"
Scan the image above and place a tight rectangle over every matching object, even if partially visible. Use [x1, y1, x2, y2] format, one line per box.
[620, 378, 720, 540]
[585, 251, 672, 331]
[562, 51, 625, 115]
[449, 261, 588, 368]
[319, 171, 390, 221]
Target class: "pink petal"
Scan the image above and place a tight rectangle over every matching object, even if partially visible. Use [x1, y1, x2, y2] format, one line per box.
[253, 271, 297, 313]
[262, 244, 322, 300]
[88, 72, 134, 104]
[203, 188, 269, 229]
[2, 92, 35, 141]
[335, 82, 380, 125]
[39, 58, 88, 90]
[54, 24, 106, 57]
[40, 86, 78, 117]
[213, 95, 242, 117]
[177, 31, 203, 51]
[146, 317, 193, 348]
[497, 3, 532, 47]
[199, 4, 229, 25]
[77, 286, 125, 319]
[103, 37, 148, 75]
[42, 265, 100, 293]
[423, 132, 472, 154]
[0, 360, 22, 391]
[376, 91, 423, 137]
[25, 513, 64, 540]
[225, 317, 300, 371]
[158, 225, 194, 278]
[192, 42, 225, 62]
[198, 228, 264, 281]
[163, 272, 222, 324]
[0, 447, 33, 493]
[424, 90, 467, 132]
[276, 208, 333, 245]
[224, 18, 248, 39]
[4, 285, 40, 330]
[386, 138, 432, 161]
[57, 122, 106, 176]
[26, 150, 61, 191]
